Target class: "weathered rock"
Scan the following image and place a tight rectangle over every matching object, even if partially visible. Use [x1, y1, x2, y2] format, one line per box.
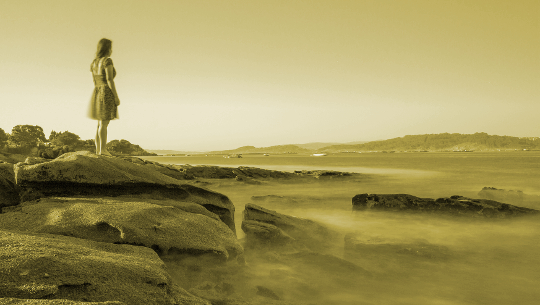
[242, 204, 339, 252]
[0, 197, 243, 261]
[352, 193, 539, 217]
[121, 157, 188, 181]
[241, 220, 295, 248]
[169, 165, 296, 180]
[0, 230, 209, 304]
[13, 151, 236, 233]
[293, 170, 354, 179]
[0, 163, 19, 209]
[0, 299, 126, 304]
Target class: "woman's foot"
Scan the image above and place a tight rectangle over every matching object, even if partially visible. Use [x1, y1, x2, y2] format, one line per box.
[100, 150, 113, 156]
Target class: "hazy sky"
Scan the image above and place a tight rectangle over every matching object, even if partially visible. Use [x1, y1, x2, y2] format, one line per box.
[1, 0, 538, 151]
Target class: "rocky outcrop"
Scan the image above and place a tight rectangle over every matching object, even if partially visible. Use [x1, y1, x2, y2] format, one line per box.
[0, 230, 210, 305]
[0, 197, 243, 261]
[352, 193, 539, 217]
[242, 204, 339, 252]
[12, 151, 236, 233]
[0, 163, 19, 209]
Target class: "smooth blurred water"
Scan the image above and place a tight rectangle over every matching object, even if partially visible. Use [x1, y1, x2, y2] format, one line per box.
[142, 151, 540, 199]
[143, 152, 540, 305]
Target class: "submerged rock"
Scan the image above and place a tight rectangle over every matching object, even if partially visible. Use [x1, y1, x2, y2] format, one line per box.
[352, 193, 539, 217]
[344, 233, 450, 260]
[0, 197, 243, 261]
[241, 220, 295, 248]
[13, 151, 236, 233]
[0, 230, 209, 305]
[242, 204, 339, 252]
[478, 187, 540, 207]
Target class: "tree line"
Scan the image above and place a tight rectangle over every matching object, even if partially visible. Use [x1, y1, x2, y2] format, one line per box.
[0, 125, 156, 158]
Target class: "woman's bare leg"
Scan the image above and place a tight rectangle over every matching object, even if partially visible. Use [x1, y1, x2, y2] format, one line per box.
[98, 120, 111, 155]
[95, 121, 101, 154]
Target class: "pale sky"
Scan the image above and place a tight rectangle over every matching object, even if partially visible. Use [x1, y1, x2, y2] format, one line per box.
[1, 0, 538, 151]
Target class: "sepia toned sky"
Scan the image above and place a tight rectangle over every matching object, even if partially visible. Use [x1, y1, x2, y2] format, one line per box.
[1, 0, 538, 151]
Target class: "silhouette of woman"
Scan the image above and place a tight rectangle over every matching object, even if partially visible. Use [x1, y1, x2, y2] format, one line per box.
[88, 38, 120, 156]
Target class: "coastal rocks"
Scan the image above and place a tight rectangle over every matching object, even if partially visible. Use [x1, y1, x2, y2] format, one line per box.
[352, 193, 539, 217]
[13, 151, 236, 233]
[293, 170, 353, 179]
[171, 165, 296, 180]
[0, 230, 209, 305]
[242, 204, 339, 252]
[0, 197, 243, 261]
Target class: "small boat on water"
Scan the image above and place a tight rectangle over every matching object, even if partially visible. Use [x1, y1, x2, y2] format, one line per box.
[263, 154, 269, 156]
[311, 153, 327, 157]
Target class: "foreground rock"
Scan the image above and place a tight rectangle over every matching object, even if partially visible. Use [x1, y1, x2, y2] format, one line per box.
[0, 197, 243, 261]
[0, 163, 19, 209]
[352, 194, 539, 218]
[0, 230, 209, 305]
[242, 204, 339, 252]
[13, 151, 236, 233]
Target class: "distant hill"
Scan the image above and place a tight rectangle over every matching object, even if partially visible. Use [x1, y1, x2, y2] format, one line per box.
[317, 133, 540, 152]
[293, 142, 341, 150]
[209, 144, 310, 155]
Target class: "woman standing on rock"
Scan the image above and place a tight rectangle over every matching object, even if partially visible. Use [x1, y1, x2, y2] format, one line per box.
[88, 38, 120, 156]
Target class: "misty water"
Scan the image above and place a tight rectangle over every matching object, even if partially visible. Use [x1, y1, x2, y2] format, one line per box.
[143, 152, 540, 305]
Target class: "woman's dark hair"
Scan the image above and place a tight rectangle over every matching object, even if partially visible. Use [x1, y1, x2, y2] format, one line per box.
[95, 38, 112, 58]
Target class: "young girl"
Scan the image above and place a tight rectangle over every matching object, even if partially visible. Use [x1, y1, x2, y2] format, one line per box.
[88, 38, 120, 156]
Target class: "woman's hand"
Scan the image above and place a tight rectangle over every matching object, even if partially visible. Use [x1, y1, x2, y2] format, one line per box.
[115, 96, 120, 106]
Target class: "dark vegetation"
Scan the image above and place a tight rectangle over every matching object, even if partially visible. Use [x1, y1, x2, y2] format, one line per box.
[0, 125, 156, 159]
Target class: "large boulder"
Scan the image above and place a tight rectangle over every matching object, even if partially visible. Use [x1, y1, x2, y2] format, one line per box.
[13, 151, 236, 233]
[0, 230, 209, 305]
[0, 197, 243, 261]
[352, 193, 539, 218]
[0, 162, 20, 209]
[242, 204, 339, 252]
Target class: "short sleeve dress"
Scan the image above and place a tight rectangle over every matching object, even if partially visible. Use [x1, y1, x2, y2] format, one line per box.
[88, 57, 119, 120]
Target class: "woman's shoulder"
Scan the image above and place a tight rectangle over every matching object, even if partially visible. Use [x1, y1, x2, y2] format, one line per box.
[103, 57, 113, 67]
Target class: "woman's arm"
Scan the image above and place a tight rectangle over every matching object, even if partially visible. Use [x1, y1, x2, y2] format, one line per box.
[105, 63, 120, 106]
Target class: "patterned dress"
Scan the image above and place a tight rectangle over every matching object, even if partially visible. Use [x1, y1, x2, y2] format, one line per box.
[88, 57, 119, 120]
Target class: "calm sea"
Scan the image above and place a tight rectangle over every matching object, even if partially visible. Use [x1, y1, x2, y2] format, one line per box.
[141, 151, 540, 200]
[142, 152, 540, 304]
